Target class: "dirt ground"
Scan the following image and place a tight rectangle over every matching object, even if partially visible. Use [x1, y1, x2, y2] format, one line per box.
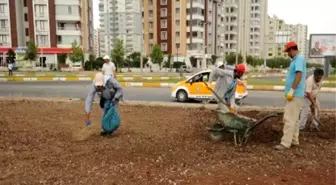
[0, 100, 335, 185]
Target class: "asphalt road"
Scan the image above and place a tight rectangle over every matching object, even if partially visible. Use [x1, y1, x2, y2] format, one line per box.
[0, 81, 335, 109]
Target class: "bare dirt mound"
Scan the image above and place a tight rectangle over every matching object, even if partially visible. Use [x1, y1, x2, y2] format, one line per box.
[0, 100, 335, 185]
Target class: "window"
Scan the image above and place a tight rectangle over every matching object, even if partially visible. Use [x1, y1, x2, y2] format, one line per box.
[161, 0, 167, 5]
[149, 33, 154, 39]
[161, 31, 167, 40]
[176, 8, 180, 14]
[68, 6, 72, 14]
[161, 19, 167, 28]
[24, 13, 28, 21]
[268, 53, 272, 56]
[35, 5, 46, 17]
[0, 20, 6, 29]
[36, 20, 47, 31]
[25, 28, 29, 36]
[175, 20, 180, 26]
[176, 43, 180, 48]
[24, 0, 27, 7]
[149, 44, 153, 50]
[149, 10, 153, 17]
[161, 42, 167, 51]
[149, 22, 153, 28]
[176, 32, 180, 37]
[37, 35, 48, 45]
[0, 4, 4, 13]
[160, 8, 167, 17]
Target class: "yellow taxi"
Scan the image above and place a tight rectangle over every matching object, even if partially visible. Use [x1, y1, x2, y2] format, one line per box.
[171, 70, 248, 102]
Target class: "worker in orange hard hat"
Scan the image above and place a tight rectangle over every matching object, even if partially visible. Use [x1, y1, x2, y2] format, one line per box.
[234, 64, 246, 77]
[274, 40, 306, 151]
[222, 63, 247, 113]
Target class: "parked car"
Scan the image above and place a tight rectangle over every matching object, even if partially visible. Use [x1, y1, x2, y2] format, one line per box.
[179, 65, 193, 73]
[171, 70, 248, 102]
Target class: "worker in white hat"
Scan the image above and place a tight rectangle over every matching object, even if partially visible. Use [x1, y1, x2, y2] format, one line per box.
[84, 72, 123, 136]
[102, 55, 116, 78]
[206, 61, 234, 110]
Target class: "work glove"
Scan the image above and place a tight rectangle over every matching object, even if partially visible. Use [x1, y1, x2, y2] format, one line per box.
[286, 88, 294, 101]
[229, 106, 235, 113]
[111, 98, 119, 107]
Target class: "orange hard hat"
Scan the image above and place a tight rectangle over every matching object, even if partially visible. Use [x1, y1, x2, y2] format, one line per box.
[284, 41, 297, 52]
[235, 64, 246, 73]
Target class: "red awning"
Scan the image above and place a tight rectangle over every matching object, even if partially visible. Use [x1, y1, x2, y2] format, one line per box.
[0, 47, 72, 54]
[37, 48, 72, 54]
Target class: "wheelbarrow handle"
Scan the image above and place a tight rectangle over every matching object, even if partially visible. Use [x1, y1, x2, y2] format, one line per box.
[202, 82, 230, 109]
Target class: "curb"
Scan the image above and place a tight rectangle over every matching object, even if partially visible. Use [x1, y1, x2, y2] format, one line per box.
[281, 78, 335, 84]
[0, 97, 335, 112]
[1, 78, 335, 92]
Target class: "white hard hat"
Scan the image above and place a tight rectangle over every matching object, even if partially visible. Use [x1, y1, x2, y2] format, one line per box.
[216, 61, 224, 68]
[103, 55, 110, 60]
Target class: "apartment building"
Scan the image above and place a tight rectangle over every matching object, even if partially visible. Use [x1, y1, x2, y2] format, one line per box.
[265, 15, 307, 59]
[99, 0, 142, 56]
[0, 0, 93, 68]
[222, 0, 268, 59]
[93, 29, 101, 57]
[141, 0, 226, 68]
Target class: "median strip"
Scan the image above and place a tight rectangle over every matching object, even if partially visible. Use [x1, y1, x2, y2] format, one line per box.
[1, 77, 335, 92]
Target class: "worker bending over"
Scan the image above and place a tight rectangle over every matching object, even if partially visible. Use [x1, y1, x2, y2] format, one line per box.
[84, 72, 123, 136]
[299, 68, 324, 131]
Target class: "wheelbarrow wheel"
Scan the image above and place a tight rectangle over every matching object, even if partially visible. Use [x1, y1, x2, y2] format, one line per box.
[208, 123, 225, 142]
[209, 131, 224, 142]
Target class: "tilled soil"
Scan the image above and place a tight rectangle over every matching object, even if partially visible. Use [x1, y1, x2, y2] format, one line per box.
[0, 100, 335, 185]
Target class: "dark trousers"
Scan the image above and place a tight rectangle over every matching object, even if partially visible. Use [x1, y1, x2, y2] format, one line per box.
[8, 70, 13, 76]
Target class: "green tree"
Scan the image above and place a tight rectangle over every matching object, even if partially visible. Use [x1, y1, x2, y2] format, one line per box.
[266, 57, 290, 69]
[150, 44, 164, 70]
[211, 55, 218, 65]
[7, 49, 15, 63]
[143, 57, 149, 68]
[190, 56, 197, 67]
[330, 58, 336, 68]
[25, 40, 37, 62]
[127, 52, 141, 68]
[111, 39, 125, 72]
[57, 53, 67, 65]
[225, 52, 243, 65]
[69, 41, 84, 64]
[84, 56, 104, 71]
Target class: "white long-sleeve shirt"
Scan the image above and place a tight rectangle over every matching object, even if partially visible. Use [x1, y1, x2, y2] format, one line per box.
[208, 67, 234, 100]
[102, 62, 116, 76]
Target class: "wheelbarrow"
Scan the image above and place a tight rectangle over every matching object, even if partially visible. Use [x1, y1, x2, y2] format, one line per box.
[203, 82, 280, 145]
[207, 111, 280, 145]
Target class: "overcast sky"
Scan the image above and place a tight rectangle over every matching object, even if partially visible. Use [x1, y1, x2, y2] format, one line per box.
[93, 0, 336, 35]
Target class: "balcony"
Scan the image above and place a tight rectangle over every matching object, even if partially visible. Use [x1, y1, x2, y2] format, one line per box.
[251, 3, 261, 7]
[0, 27, 9, 33]
[251, 17, 260, 21]
[0, 42, 10, 47]
[187, 37, 204, 44]
[34, 0, 48, 5]
[187, 2, 204, 9]
[251, 24, 260, 28]
[187, 26, 203, 32]
[57, 26, 81, 35]
[186, 14, 204, 21]
[0, 13, 8, 19]
[56, 14, 81, 21]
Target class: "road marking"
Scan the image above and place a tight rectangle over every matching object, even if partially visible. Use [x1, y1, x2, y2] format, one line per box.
[78, 77, 92, 81]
